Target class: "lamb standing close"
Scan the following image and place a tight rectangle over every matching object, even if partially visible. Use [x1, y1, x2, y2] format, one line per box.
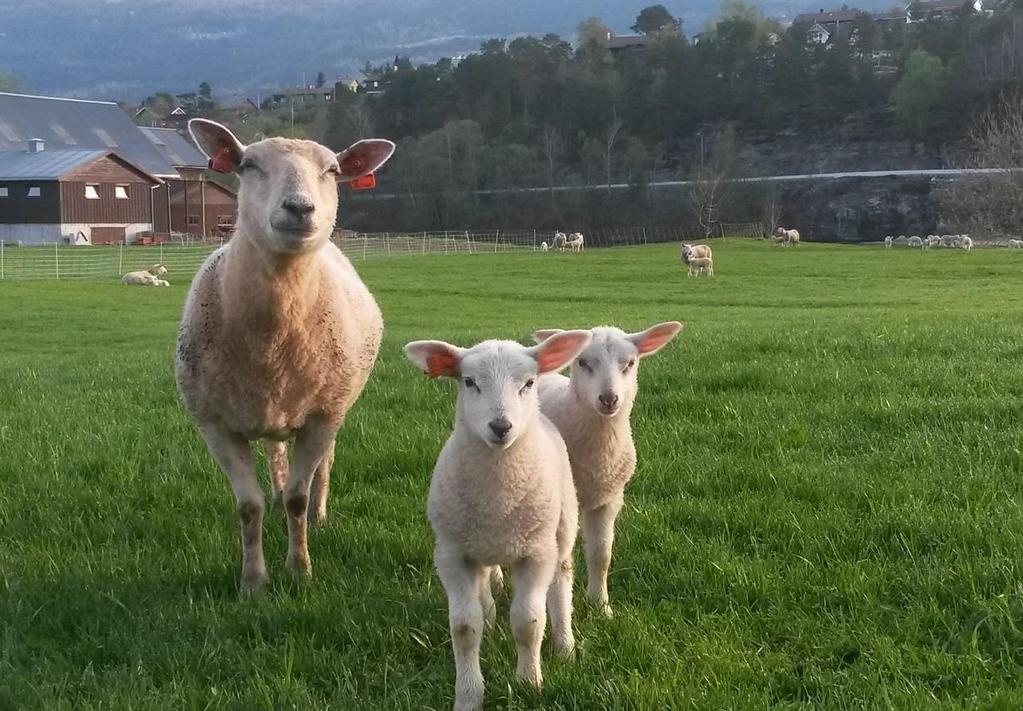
[175, 119, 395, 594]
[687, 256, 714, 277]
[531, 322, 683, 617]
[405, 332, 591, 711]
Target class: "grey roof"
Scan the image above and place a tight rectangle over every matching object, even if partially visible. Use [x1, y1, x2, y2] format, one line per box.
[793, 10, 863, 24]
[0, 149, 106, 180]
[0, 92, 179, 177]
[139, 127, 207, 168]
[606, 34, 652, 50]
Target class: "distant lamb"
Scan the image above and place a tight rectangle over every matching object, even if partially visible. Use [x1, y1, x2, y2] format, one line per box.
[176, 118, 395, 595]
[774, 227, 800, 246]
[1009, 239, 1023, 249]
[121, 263, 167, 285]
[540, 241, 549, 252]
[531, 322, 683, 617]
[907, 236, 924, 248]
[926, 235, 941, 248]
[405, 331, 591, 711]
[960, 235, 973, 251]
[687, 256, 714, 277]
[884, 236, 893, 249]
[566, 233, 585, 252]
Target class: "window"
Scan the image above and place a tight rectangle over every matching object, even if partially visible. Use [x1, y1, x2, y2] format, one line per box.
[27, 186, 40, 198]
[85, 184, 100, 200]
[0, 187, 7, 198]
[115, 185, 129, 199]
[187, 215, 199, 225]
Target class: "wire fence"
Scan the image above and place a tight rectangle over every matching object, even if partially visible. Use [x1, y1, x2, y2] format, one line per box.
[0, 224, 763, 282]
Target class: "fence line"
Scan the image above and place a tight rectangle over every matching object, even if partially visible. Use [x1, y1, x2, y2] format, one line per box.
[0, 225, 755, 281]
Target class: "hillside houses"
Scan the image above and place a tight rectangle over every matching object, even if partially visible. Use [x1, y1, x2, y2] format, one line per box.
[0, 92, 236, 245]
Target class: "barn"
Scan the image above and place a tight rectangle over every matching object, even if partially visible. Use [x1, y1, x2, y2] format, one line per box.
[0, 140, 162, 244]
[0, 92, 236, 243]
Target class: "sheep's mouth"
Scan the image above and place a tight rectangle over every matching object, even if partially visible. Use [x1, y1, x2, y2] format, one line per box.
[596, 403, 621, 417]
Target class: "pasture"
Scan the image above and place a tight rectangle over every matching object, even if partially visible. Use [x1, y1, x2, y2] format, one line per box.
[2, 240, 1023, 709]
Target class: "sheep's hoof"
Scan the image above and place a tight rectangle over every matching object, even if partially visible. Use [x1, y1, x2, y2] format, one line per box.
[307, 505, 328, 527]
[516, 665, 543, 689]
[588, 600, 613, 618]
[286, 555, 313, 580]
[552, 636, 576, 659]
[239, 572, 270, 598]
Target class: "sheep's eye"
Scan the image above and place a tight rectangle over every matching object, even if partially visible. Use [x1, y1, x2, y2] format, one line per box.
[463, 377, 477, 390]
[238, 160, 259, 173]
[520, 378, 535, 394]
[578, 359, 589, 370]
[324, 164, 341, 178]
[624, 359, 637, 372]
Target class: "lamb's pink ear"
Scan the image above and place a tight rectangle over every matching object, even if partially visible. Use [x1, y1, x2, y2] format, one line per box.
[336, 139, 396, 181]
[529, 330, 592, 374]
[188, 119, 245, 173]
[531, 328, 564, 344]
[629, 321, 684, 358]
[404, 340, 464, 379]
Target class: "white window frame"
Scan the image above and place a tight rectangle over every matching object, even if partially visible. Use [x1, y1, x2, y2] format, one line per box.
[85, 184, 101, 200]
[115, 185, 129, 200]
[27, 186, 41, 198]
[0, 187, 8, 198]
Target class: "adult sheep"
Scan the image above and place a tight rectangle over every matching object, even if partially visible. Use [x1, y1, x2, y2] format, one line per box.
[774, 227, 800, 246]
[176, 119, 395, 595]
[552, 232, 568, 251]
[681, 243, 712, 264]
[121, 263, 167, 285]
[566, 233, 585, 252]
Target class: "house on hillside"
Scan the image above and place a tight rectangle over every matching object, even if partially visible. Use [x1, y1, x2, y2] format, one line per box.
[793, 9, 863, 44]
[0, 139, 162, 245]
[268, 85, 334, 107]
[605, 33, 654, 55]
[0, 92, 236, 241]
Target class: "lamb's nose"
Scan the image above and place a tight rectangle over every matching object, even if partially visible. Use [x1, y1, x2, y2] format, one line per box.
[598, 393, 619, 409]
[282, 197, 314, 217]
[488, 418, 512, 439]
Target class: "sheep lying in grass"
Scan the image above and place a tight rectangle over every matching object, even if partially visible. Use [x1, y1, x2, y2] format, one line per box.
[405, 331, 591, 711]
[531, 322, 683, 617]
[687, 256, 714, 277]
[884, 236, 893, 248]
[121, 263, 167, 285]
[566, 233, 585, 252]
[681, 243, 712, 264]
[176, 118, 395, 595]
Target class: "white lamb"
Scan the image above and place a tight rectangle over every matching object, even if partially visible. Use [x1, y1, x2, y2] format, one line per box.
[960, 235, 973, 251]
[121, 263, 167, 285]
[540, 241, 549, 252]
[926, 235, 941, 248]
[1009, 239, 1023, 249]
[907, 236, 924, 248]
[405, 331, 591, 711]
[531, 322, 683, 617]
[176, 119, 395, 595]
[884, 236, 893, 248]
[566, 233, 585, 252]
[552, 232, 568, 251]
[940, 234, 956, 248]
[152, 278, 170, 286]
[687, 256, 714, 277]
[774, 227, 800, 246]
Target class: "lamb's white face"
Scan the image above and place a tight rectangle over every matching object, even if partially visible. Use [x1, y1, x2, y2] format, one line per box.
[534, 322, 684, 419]
[235, 139, 342, 254]
[405, 332, 592, 450]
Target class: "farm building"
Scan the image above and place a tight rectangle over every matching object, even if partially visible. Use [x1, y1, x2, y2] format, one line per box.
[0, 92, 235, 243]
[0, 141, 162, 244]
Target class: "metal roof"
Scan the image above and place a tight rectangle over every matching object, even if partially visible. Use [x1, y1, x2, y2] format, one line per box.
[793, 10, 863, 24]
[139, 127, 207, 168]
[0, 92, 179, 177]
[0, 149, 106, 180]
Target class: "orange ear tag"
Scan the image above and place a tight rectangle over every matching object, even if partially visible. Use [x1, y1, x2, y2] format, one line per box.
[350, 174, 377, 190]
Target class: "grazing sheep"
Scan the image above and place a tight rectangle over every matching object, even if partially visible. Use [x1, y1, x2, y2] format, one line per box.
[530, 322, 683, 617]
[940, 234, 956, 248]
[552, 232, 568, 251]
[926, 235, 941, 248]
[405, 331, 591, 711]
[774, 227, 800, 246]
[121, 263, 167, 285]
[1009, 239, 1023, 249]
[961, 235, 973, 251]
[176, 118, 395, 595]
[884, 236, 893, 248]
[907, 236, 924, 248]
[681, 243, 713, 264]
[566, 233, 585, 252]
[687, 256, 714, 277]
[540, 241, 549, 252]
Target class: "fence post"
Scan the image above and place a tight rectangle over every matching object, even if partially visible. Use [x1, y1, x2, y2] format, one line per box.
[422, 233, 426, 255]
[643, 227, 647, 245]
[1, 240, 4, 280]
[385, 232, 390, 256]
[533, 229, 537, 250]
[55, 242, 60, 280]
[495, 230, 500, 252]
[118, 241, 124, 275]
[465, 231, 472, 254]
[720, 223, 726, 239]
[160, 242, 164, 265]
[363, 235, 368, 261]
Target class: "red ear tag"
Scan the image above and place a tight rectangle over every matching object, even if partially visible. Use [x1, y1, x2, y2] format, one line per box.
[350, 174, 377, 190]
[210, 147, 236, 173]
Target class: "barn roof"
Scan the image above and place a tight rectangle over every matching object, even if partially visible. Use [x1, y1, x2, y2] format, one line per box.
[139, 127, 207, 168]
[0, 93, 179, 177]
[0, 148, 163, 182]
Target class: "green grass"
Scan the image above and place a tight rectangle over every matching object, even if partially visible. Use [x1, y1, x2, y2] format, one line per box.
[3, 241, 1023, 710]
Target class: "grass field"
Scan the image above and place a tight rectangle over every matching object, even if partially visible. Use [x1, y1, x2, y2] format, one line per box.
[3, 240, 1023, 709]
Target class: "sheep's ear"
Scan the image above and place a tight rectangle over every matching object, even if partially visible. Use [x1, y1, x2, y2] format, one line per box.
[336, 139, 396, 181]
[404, 340, 464, 379]
[531, 328, 565, 344]
[189, 119, 245, 173]
[629, 321, 684, 358]
[528, 330, 592, 374]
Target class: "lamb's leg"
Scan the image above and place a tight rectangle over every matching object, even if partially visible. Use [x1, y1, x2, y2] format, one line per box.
[199, 422, 267, 596]
[437, 551, 486, 711]
[510, 557, 555, 688]
[479, 566, 497, 628]
[490, 565, 505, 595]
[547, 556, 575, 657]
[263, 440, 288, 509]
[581, 499, 623, 617]
[307, 438, 334, 526]
[283, 422, 336, 579]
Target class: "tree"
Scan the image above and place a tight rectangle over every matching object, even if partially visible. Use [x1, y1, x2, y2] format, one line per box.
[601, 113, 624, 193]
[689, 126, 740, 238]
[891, 50, 947, 139]
[578, 17, 611, 46]
[540, 125, 562, 201]
[198, 81, 214, 111]
[631, 5, 681, 36]
[316, 71, 326, 88]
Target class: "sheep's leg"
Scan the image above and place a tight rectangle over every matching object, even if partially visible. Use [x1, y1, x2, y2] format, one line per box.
[479, 566, 497, 628]
[581, 500, 623, 617]
[199, 422, 267, 596]
[546, 556, 575, 657]
[283, 422, 336, 578]
[510, 557, 554, 688]
[490, 565, 505, 595]
[307, 439, 334, 526]
[437, 550, 486, 711]
[263, 440, 288, 509]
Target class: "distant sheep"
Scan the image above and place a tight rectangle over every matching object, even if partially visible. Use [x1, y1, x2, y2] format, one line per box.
[907, 236, 923, 248]
[552, 232, 568, 251]
[687, 257, 714, 277]
[681, 243, 712, 264]
[884, 236, 893, 248]
[540, 241, 549, 252]
[926, 235, 941, 248]
[121, 263, 168, 285]
[960, 235, 973, 251]
[566, 233, 585, 252]
[774, 227, 800, 246]
[1009, 239, 1023, 249]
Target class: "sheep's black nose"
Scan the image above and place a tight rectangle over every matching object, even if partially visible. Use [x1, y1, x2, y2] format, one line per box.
[599, 393, 619, 409]
[488, 418, 512, 439]
[282, 197, 314, 217]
